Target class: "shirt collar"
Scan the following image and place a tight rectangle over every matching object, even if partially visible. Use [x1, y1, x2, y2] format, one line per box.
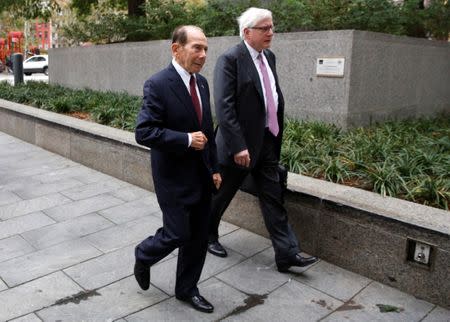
[172, 58, 194, 82]
[244, 40, 263, 61]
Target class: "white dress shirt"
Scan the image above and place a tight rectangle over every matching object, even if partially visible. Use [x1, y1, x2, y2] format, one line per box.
[244, 41, 279, 125]
[172, 58, 203, 147]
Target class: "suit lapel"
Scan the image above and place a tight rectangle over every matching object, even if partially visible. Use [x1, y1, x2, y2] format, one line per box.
[167, 64, 200, 127]
[238, 42, 264, 106]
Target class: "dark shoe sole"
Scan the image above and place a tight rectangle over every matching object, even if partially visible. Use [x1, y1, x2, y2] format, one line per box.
[277, 258, 318, 272]
[176, 296, 214, 313]
[207, 247, 228, 258]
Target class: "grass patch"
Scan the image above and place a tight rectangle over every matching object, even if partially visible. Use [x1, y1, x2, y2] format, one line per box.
[1, 81, 449, 210]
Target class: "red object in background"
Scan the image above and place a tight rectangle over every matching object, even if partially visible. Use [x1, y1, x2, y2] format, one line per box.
[0, 32, 24, 65]
[0, 38, 6, 64]
[34, 22, 51, 50]
[8, 31, 23, 53]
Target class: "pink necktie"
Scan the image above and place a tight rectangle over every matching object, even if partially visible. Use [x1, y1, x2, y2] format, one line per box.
[258, 53, 279, 136]
[189, 75, 202, 124]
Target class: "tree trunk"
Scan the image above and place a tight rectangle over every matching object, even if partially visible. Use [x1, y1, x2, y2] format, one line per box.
[128, 0, 145, 17]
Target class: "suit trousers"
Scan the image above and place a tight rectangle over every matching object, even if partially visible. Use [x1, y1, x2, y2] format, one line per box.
[136, 190, 211, 298]
[209, 130, 300, 263]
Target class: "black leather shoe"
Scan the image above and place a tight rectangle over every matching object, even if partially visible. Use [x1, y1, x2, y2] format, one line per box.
[177, 295, 214, 313]
[207, 241, 228, 258]
[277, 254, 318, 272]
[134, 259, 150, 290]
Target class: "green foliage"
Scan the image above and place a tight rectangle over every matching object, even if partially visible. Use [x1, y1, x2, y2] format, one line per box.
[269, 0, 313, 33]
[0, 0, 59, 20]
[61, 0, 450, 44]
[0, 81, 141, 131]
[196, 0, 261, 37]
[63, 11, 130, 44]
[281, 117, 450, 210]
[423, 0, 450, 40]
[0, 81, 448, 210]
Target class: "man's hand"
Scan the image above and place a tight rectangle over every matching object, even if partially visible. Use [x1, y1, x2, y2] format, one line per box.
[190, 131, 208, 150]
[212, 173, 222, 190]
[234, 149, 251, 168]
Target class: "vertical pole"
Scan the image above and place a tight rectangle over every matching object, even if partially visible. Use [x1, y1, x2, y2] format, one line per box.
[12, 53, 24, 85]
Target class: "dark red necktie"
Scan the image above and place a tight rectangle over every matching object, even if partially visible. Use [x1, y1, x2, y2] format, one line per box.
[189, 75, 202, 124]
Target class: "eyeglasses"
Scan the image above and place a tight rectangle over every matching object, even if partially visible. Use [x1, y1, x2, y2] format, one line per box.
[250, 25, 275, 33]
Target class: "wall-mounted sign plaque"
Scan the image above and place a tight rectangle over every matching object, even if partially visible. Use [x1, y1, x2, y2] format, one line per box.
[316, 58, 345, 77]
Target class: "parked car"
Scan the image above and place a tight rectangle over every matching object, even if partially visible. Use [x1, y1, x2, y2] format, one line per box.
[23, 55, 48, 76]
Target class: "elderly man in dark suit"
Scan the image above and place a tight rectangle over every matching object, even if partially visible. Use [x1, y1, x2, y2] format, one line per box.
[134, 25, 221, 313]
[208, 8, 318, 272]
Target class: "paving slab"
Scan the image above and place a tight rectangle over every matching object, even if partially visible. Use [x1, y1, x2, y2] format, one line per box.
[13, 178, 84, 199]
[323, 281, 435, 322]
[200, 248, 246, 282]
[72, 167, 122, 185]
[60, 178, 128, 200]
[0, 176, 43, 193]
[64, 244, 146, 290]
[0, 235, 35, 263]
[0, 239, 102, 287]
[293, 260, 372, 301]
[10, 313, 42, 322]
[0, 272, 82, 321]
[126, 277, 248, 322]
[31, 165, 97, 183]
[216, 247, 294, 295]
[0, 190, 22, 206]
[98, 196, 160, 224]
[83, 214, 162, 253]
[21, 212, 114, 249]
[0, 193, 72, 220]
[145, 253, 178, 296]
[43, 193, 125, 221]
[110, 185, 152, 202]
[422, 306, 450, 322]
[0, 211, 55, 240]
[36, 276, 168, 322]
[0, 278, 7, 291]
[220, 228, 272, 257]
[222, 279, 343, 322]
[218, 220, 240, 237]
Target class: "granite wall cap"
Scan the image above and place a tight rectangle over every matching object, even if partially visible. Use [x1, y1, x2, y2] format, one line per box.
[288, 172, 450, 236]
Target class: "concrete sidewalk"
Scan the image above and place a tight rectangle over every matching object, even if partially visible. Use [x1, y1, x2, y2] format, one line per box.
[0, 131, 448, 322]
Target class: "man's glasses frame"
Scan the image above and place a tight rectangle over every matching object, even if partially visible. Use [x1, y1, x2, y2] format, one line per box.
[249, 25, 275, 33]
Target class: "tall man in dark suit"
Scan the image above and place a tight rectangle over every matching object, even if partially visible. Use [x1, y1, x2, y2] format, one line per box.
[134, 25, 221, 313]
[208, 8, 318, 272]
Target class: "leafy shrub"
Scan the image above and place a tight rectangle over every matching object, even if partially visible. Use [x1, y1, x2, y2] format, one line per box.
[62, 0, 450, 44]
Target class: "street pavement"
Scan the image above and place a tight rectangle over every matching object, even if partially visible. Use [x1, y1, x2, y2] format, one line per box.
[0, 72, 48, 85]
[0, 130, 449, 322]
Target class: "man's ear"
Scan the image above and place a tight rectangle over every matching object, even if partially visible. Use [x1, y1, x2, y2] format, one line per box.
[171, 43, 180, 58]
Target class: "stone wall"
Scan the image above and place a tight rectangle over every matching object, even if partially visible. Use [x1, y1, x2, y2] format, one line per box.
[49, 30, 450, 128]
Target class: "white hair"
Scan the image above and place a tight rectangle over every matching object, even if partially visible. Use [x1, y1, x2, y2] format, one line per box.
[237, 7, 273, 39]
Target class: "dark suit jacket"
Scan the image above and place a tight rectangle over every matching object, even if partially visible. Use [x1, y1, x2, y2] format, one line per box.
[214, 41, 285, 169]
[135, 63, 219, 205]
